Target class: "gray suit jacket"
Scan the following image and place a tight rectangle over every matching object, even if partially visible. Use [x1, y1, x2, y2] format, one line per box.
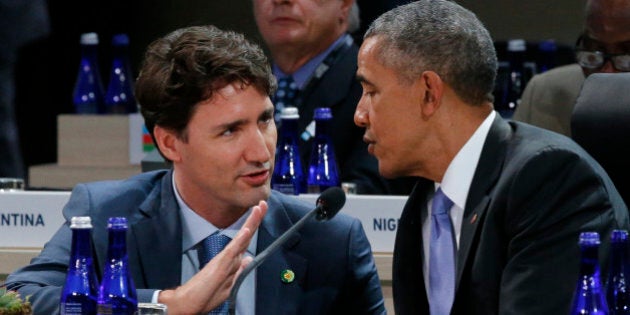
[393, 114, 629, 314]
[513, 64, 585, 137]
[6, 170, 385, 315]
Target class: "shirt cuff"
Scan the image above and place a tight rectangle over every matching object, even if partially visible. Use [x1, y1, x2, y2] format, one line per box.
[151, 290, 161, 303]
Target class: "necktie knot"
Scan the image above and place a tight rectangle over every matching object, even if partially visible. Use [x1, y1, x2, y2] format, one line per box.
[432, 188, 454, 216]
[199, 233, 231, 268]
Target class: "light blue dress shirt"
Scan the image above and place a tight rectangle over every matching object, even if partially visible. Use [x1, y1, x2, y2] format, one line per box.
[150, 176, 259, 315]
[272, 34, 348, 89]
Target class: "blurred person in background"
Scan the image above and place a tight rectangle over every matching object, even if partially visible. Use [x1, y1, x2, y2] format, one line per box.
[0, 0, 49, 178]
[513, 0, 630, 136]
[253, 0, 414, 195]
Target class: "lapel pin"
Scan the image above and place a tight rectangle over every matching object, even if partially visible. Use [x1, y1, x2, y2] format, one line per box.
[281, 269, 295, 284]
[470, 213, 478, 224]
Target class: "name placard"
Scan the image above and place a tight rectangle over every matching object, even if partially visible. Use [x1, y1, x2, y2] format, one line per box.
[0, 191, 406, 253]
[297, 194, 405, 253]
[0, 191, 70, 248]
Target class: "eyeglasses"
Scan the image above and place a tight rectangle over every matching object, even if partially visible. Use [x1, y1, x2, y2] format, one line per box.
[574, 34, 630, 71]
[575, 50, 630, 71]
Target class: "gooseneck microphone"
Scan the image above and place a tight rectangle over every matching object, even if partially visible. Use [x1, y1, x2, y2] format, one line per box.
[227, 187, 346, 315]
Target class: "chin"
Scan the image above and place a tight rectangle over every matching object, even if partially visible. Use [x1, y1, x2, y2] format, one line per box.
[247, 185, 271, 204]
[377, 167, 397, 179]
[378, 164, 408, 179]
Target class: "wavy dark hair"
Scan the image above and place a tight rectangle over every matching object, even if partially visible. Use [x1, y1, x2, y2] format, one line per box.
[135, 25, 276, 146]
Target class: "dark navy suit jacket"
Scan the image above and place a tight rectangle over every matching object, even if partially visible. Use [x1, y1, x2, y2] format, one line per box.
[393, 115, 629, 314]
[7, 170, 385, 315]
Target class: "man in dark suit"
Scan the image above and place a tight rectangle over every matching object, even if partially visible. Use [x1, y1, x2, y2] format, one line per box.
[253, 0, 412, 195]
[353, 1, 630, 314]
[6, 25, 384, 315]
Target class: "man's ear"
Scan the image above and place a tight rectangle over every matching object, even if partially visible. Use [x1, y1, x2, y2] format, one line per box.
[419, 70, 444, 117]
[340, 0, 354, 24]
[153, 125, 182, 163]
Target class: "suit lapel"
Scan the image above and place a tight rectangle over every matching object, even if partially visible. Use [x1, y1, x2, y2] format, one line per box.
[255, 194, 306, 314]
[393, 178, 432, 313]
[455, 115, 510, 289]
[130, 170, 183, 289]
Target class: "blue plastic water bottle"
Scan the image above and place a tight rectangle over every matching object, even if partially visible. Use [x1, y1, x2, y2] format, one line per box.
[72, 32, 105, 114]
[104, 34, 137, 114]
[307, 107, 340, 193]
[607, 230, 630, 314]
[571, 231, 609, 315]
[272, 107, 306, 195]
[60, 216, 98, 315]
[97, 217, 137, 315]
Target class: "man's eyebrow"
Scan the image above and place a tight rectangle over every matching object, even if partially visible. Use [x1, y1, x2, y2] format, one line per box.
[215, 119, 246, 132]
[356, 74, 374, 86]
[260, 107, 274, 120]
[584, 35, 630, 47]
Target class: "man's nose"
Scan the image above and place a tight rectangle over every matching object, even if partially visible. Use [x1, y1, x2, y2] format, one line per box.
[245, 129, 272, 163]
[354, 102, 368, 127]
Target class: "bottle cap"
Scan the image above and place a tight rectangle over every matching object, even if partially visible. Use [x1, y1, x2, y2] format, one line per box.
[314, 107, 333, 120]
[80, 32, 99, 45]
[611, 230, 629, 243]
[507, 39, 526, 52]
[579, 231, 600, 245]
[281, 107, 299, 120]
[112, 33, 130, 46]
[107, 217, 129, 229]
[70, 216, 93, 229]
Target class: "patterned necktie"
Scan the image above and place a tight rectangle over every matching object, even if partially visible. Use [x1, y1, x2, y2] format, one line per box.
[272, 76, 298, 123]
[429, 188, 456, 315]
[198, 233, 232, 314]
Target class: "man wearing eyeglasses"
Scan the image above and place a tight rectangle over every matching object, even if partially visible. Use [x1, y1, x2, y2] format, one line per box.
[513, 0, 630, 137]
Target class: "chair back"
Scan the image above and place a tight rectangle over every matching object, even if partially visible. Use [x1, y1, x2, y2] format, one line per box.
[572, 72, 630, 204]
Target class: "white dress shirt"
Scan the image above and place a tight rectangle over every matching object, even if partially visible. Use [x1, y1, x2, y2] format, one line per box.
[422, 110, 496, 293]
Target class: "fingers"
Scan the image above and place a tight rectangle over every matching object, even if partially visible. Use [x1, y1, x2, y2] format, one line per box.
[159, 201, 268, 314]
[226, 200, 268, 256]
[244, 200, 268, 233]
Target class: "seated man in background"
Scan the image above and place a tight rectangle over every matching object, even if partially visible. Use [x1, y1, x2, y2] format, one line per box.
[6, 25, 385, 315]
[253, 0, 414, 195]
[513, 0, 630, 136]
[353, 1, 629, 314]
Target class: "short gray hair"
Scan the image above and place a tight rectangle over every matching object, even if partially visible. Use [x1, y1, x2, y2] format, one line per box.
[365, 0, 497, 105]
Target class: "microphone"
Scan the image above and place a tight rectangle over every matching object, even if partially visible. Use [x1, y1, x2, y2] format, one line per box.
[227, 187, 346, 315]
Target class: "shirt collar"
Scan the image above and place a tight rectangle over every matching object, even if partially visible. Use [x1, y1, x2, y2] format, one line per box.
[439, 110, 496, 209]
[272, 34, 348, 89]
[172, 174, 257, 256]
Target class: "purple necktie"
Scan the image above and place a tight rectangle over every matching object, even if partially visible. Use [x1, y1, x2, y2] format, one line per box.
[429, 188, 456, 315]
[199, 233, 231, 314]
